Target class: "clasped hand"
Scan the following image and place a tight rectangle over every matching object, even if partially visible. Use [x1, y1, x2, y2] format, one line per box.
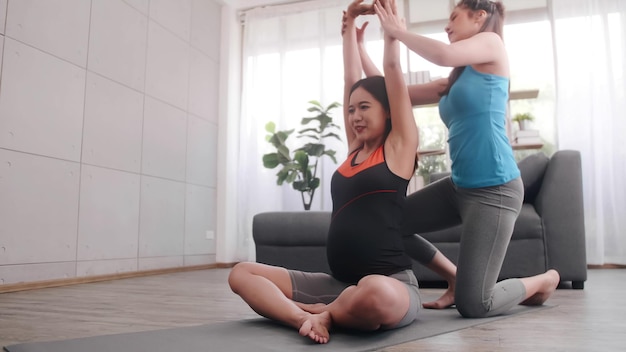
[374, 0, 406, 40]
[342, 0, 406, 40]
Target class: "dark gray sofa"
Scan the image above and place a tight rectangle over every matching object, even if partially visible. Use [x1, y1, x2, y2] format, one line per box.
[253, 150, 587, 289]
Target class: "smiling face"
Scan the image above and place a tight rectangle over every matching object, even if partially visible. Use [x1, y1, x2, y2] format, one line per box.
[348, 87, 388, 145]
[445, 6, 486, 43]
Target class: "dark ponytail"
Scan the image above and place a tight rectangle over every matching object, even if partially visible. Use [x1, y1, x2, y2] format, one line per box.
[439, 0, 506, 97]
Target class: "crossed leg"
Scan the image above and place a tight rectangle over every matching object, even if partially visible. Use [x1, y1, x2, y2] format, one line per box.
[228, 262, 332, 343]
[228, 262, 412, 343]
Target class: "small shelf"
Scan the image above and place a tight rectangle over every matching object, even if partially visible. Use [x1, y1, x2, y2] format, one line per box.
[510, 89, 539, 100]
[417, 148, 446, 157]
[511, 143, 543, 150]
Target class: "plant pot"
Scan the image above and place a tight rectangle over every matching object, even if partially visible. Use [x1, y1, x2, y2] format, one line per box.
[518, 120, 529, 130]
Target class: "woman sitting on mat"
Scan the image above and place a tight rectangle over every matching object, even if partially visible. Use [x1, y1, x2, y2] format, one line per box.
[352, 0, 560, 317]
[229, 0, 420, 344]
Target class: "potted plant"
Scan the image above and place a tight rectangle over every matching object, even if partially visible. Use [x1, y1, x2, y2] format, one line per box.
[262, 100, 342, 210]
[512, 112, 535, 130]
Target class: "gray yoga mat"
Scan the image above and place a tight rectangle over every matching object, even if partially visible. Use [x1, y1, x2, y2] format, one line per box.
[4, 305, 549, 352]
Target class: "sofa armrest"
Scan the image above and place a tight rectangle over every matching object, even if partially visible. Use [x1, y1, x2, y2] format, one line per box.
[253, 211, 332, 273]
[535, 150, 587, 283]
[428, 172, 451, 184]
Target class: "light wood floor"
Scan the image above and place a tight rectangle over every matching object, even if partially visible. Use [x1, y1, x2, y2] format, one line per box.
[1, 268, 624, 351]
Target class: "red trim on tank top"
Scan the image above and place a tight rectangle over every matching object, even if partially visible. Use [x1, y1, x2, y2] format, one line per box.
[338, 145, 385, 178]
[332, 189, 398, 221]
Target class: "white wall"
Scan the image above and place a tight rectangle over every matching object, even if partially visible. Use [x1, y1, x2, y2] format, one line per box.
[0, 0, 222, 285]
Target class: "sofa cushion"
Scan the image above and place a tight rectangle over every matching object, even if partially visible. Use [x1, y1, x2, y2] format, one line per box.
[511, 204, 543, 240]
[252, 211, 330, 246]
[517, 152, 550, 203]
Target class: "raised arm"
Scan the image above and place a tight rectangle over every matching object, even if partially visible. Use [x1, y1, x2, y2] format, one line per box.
[355, 21, 382, 77]
[355, 16, 445, 107]
[342, 1, 374, 152]
[397, 31, 504, 67]
[375, 0, 418, 180]
[379, 12, 505, 68]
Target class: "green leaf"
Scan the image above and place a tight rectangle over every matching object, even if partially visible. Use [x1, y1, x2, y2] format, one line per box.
[293, 150, 309, 170]
[285, 170, 298, 184]
[307, 100, 323, 112]
[300, 143, 325, 157]
[323, 150, 338, 164]
[293, 180, 310, 192]
[298, 127, 319, 135]
[265, 121, 276, 133]
[300, 117, 318, 125]
[325, 101, 341, 110]
[276, 145, 291, 162]
[276, 129, 294, 144]
[322, 132, 342, 141]
[267, 134, 279, 148]
[276, 168, 290, 185]
[262, 153, 280, 169]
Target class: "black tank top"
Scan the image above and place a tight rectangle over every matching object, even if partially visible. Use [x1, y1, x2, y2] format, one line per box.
[327, 145, 413, 283]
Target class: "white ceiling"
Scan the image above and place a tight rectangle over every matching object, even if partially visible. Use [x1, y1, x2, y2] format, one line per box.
[221, 0, 309, 10]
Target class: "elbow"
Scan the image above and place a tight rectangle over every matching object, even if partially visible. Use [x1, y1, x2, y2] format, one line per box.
[383, 60, 402, 73]
[431, 50, 460, 67]
[429, 53, 451, 67]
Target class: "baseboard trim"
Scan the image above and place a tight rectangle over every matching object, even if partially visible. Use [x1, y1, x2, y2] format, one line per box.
[588, 264, 626, 269]
[0, 263, 237, 294]
[2, 262, 618, 294]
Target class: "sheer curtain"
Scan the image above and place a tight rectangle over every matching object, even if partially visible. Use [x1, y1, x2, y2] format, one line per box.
[549, 0, 626, 265]
[236, 0, 380, 261]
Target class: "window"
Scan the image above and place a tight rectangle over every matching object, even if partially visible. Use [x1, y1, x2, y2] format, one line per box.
[505, 20, 556, 159]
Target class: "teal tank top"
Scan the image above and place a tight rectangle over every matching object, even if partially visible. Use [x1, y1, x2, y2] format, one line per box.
[438, 66, 520, 188]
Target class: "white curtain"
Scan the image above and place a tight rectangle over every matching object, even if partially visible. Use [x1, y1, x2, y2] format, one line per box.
[549, 0, 626, 264]
[236, 0, 380, 261]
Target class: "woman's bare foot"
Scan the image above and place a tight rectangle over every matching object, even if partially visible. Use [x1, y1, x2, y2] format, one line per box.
[294, 302, 327, 314]
[520, 269, 560, 306]
[423, 286, 455, 309]
[298, 311, 332, 344]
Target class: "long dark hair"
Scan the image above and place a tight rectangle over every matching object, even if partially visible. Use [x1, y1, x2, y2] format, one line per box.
[350, 76, 417, 170]
[350, 76, 392, 136]
[439, 0, 506, 97]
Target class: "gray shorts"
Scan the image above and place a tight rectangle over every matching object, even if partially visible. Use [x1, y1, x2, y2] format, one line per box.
[288, 269, 421, 329]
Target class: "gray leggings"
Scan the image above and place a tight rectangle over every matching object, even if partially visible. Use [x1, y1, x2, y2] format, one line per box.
[288, 269, 421, 329]
[401, 176, 526, 318]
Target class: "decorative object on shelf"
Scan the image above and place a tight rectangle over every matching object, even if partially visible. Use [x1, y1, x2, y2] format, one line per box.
[514, 128, 542, 145]
[404, 70, 431, 85]
[262, 100, 342, 210]
[512, 112, 535, 131]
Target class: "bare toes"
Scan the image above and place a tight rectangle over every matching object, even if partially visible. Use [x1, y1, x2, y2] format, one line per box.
[298, 312, 331, 344]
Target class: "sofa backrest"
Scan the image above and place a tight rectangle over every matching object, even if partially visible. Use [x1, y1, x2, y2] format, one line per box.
[517, 152, 550, 203]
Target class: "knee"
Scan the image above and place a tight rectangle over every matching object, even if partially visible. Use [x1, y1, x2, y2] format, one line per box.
[228, 262, 255, 293]
[356, 276, 402, 312]
[455, 295, 489, 318]
[456, 304, 488, 318]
